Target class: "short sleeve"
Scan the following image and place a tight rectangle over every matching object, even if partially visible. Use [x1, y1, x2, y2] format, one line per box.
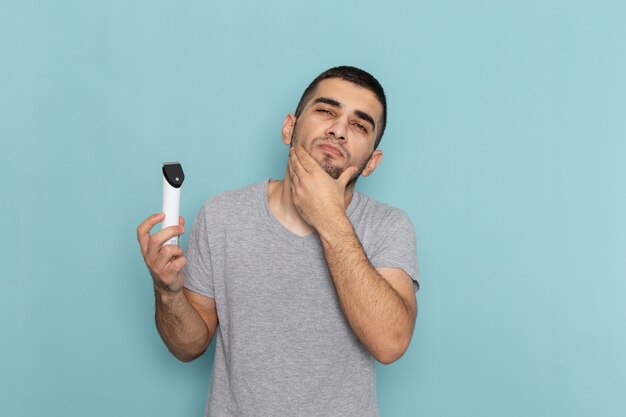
[183, 204, 215, 298]
[369, 209, 420, 292]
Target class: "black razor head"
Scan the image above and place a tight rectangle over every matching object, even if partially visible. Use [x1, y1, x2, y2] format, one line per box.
[163, 162, 185, 188]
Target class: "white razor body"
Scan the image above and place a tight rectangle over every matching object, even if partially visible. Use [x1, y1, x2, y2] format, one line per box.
[161, 162, 185, 245]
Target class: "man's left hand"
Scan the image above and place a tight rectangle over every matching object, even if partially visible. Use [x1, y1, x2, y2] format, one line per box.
[288, 145, 359, 232]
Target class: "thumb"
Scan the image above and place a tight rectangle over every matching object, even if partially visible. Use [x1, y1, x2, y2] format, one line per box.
[338, 166, 359, 186]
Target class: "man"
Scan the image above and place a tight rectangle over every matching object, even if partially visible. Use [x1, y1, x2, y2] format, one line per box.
[137, 66, 419, 416]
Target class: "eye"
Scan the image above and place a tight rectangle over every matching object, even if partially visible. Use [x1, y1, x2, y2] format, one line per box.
[316, 108, 332, 115]
[353, 122, 367, 133]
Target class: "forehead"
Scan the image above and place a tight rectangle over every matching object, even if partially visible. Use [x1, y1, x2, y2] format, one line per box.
[308, 78, 383, 121]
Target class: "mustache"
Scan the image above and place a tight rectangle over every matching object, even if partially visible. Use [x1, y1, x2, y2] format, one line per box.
[310, 137, 350, 158]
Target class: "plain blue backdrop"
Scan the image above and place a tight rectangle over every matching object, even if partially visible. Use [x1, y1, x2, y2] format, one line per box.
[2, 1, 625, 416]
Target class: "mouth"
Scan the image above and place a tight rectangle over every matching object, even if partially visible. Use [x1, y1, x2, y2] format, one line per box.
[317, 144, 343, 158]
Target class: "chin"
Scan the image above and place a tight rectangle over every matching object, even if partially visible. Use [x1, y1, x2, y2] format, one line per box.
[318, 160, 344, 179]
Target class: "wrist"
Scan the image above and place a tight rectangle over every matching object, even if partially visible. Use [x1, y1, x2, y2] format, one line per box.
[317, 210, 353, 242]
[154, 284, 185, 304]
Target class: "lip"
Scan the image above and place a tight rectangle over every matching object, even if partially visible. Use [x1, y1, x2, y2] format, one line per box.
[318, 144, 343, 157]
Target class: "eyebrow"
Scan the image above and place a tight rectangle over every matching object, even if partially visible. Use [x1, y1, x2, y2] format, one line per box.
[312, 97, 376, 131]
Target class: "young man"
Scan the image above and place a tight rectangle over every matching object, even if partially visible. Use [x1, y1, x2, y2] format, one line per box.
[137, 66, 419, 416]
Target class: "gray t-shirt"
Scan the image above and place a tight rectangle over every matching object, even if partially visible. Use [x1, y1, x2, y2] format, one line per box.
[183, 179, 418, 417]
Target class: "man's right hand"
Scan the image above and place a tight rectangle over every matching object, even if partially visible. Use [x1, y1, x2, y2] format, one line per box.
[137, 213, 187, 294]
[137, 212, 216, 362]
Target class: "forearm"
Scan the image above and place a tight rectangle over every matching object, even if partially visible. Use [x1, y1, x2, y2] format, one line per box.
[318, 214, 415, 364]
[154, 285, 211, 362]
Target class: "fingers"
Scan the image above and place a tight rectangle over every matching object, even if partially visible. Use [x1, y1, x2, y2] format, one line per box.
[338, 166, 359, 187]
[137, 213, 165, 257]
[288, 153, 300, 187]
[137, 212, 188, 294]
[151, 243, 184, 273]
[292, 145, 355, 187]
[289, 148, 301, 177]
[150, 248, 187, 293]
[169, 256, 188, 275]
[146, 224, 186, 261]
[294, 145, 318, 173]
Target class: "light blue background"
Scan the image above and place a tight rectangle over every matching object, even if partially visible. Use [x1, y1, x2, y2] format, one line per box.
[2, 1, 625, 416]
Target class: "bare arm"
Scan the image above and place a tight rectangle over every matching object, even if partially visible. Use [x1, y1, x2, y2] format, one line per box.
[154, 286, 217, 362]
[137, 213, 218, 362]
[318, 214, 416, 364]
[288, 146, 417, 364]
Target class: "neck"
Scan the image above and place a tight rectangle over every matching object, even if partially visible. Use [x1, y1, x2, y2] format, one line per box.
[267, 167, 355, 237]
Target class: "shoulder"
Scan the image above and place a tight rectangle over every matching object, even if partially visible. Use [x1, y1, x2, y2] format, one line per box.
[202, 180, 265, 210]
[196, 179, 268, 225]
[351, 193, 419, 285]
[350, 192, 415, 231]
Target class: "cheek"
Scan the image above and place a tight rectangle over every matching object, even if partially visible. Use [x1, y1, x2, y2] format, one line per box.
[293, 122, 315, 146]
[350, 148, 372, 165]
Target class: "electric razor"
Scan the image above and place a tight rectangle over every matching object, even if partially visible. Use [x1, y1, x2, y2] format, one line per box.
[161, 161, 185, 245]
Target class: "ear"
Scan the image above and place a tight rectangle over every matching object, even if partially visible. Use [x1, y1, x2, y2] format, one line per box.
[360, 150, 383, 177]
[281, 114, 296, 146]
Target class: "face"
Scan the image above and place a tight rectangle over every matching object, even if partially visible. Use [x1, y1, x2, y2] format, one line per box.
[282, 78, 384, 183]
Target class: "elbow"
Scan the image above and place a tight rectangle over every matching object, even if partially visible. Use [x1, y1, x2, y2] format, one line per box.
[374, 346, 408, 365]
[174, 351, 197, 363]
[168, 337, 210, 363]
[171, 348, 205, 363]
[169, 331, 213, 363]
[372, 334, 412, 365]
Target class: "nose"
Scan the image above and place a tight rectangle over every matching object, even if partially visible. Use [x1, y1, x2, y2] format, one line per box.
[325, 118, 348, 141]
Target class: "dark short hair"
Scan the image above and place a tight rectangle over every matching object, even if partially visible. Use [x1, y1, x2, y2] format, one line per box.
[294, 66, 387, 149]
